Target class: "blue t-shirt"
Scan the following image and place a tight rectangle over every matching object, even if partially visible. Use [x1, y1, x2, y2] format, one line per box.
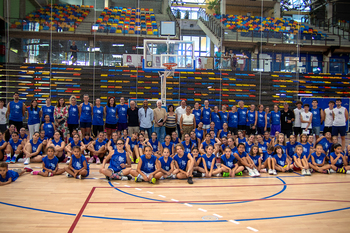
[317, 137, 332, 155]
[258, 142, 268, 152]
[286, 142, 299, 157]
[202, 154, 217, 170]
[181, 141, 192, 154]
[82, 137, 92, 145]
[92, 106, 104, 126]
[311, 107, 321, 127]
[195, 129, 204, 141]
[27, 107, 41, 125]
[71, 140, 82, 148]
[42, 155, 58, 171]
[9, 101, 23, 122]
[52, 139, 63, 147]
[173, 153, 190, 171]
[271, 111, 281, 125]
[250, 154, 260, 167]
[41, 105, 55, 123]
[262, 151, 273, 162]
[94, 140, 106, 151]
[67, 105, 79, 125]
[238, 137, 247, 144]
[9, 139, 22, 151]
[274, 153, 287, 167]
[257, 111, 266, 128]
[106, 106, 118, 125]
[219, 130, 228, 139]
[128, 138, 138, 152]
[43, 122, 54, 138]
[117, 104, 128, 123]
[235, 150, 247, 159]
[150, 139, 159, 152]
[80, 103, 92, 123]
[263, 137, 271, 144]
[221, 154, 237, 169]
[30, 139, 42, 155]
[274, 144, 286, 154]
[206, 128, 218, 136]
[219, 111, 228, 128]
[140, 154, 157, 173]
[159, 156, 173, 171]
[19, 134, 27, 140]
[246, 110, 256, 126]
[202, 107, 211, 125]
[0, 170, 19, 182]
[266, 113, 271, 128]
[300, 143, 311, 159]
[245, 142, 254, 153]
[228, 112, 238, 128]
[71, 154, 89, 176]
[237, 108, 247, 126]
[161, 142, 174, 153]
[311, 152, 326, 165]
[192, 109, 202, 125]
[211, 112, 222, 130]
[109, 150, 127, 172]
[329, 152, 344, 165]
[171, 137, 180, 144]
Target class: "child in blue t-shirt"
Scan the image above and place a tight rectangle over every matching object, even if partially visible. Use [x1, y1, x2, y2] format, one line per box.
[328, 144, 347, 174]
[65, 146, 90, 179]
[309, 144, 330, 174]
[31, 146, 65, 177]
[221, 147, 244, 177]
[0, 162, 32, 185]
[154, 147, 174, 180]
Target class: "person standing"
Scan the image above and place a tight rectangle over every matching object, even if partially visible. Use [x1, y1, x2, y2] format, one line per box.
[175, 100, 187, 139]
[300, 104, 312, 135]
[79, 94, 93, 138]
[70, 41, 79, 65]
[0, 99, 7, 133]
[280, 103, 294, 138]
[332, 99, 349, 152]
[117, 97, 128, 136]
[105, 97, 118, 140]
[153, 100, 167, 143]
[54, 98, 69, 142]
[180, 106, 196, 140]
[310, 99, 324, 139]
[67, 95, 79, 135]
[41, 98, 55, 124]
[237, 101, 247, 136]
[6, 92, 25, 131]
[192, 102, 202, 126]
[127, 100, 139, 136]
[214, 48, 222, 69]
[138, 100, 153, 138]
[165, 105, 177, 136]
[92, 98, 104, 138]
[293, 101, 304, 137]
[270, 105, 281, 137]
[201, 100, 211, 130]
[246, 104, 256, 135]
[323, 100, 335, 134]
[27, 100, 41, 140]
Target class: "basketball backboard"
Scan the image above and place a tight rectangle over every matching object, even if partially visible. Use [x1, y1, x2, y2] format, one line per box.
[143, 39, 195, 72]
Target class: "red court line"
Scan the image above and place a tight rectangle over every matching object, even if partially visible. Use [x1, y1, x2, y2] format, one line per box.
[88, 198, 350, 204]
[68, 187, 96, 233]
[92, 181, 350, 189]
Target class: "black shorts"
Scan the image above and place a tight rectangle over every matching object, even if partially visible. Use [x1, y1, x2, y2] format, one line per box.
[92, 125, 104, 137]
[293, 127, 302, 136]
[68, 124, 79, 134]
[237, 125, 246, 131]
[9, 120, 23, 132]
[246, 127, 256, 136]
[281, 129, 293, 138]
[228, 127, 238, 136]
[105, 123, 117, 130]
[323, 126, 332, 135]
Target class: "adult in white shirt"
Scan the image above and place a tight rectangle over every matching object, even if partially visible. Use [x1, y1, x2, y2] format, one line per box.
[300, 103, 312, 135]
[293, 101, 304, 136]
[332, 99, 349, 151]
[180, 106, 196, 140]
[0, 99, 7, 133]
[323, 100, 335, 135]
[175, 100, 187, 139]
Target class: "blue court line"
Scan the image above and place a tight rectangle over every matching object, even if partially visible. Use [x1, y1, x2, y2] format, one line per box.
[82, 215, 227, 223]
[292, 171, 304, 177]
[0, 201, 75, 216]
[235, 206, 350, 221]
[198, 175, 301, 180]
[261, 177, 287, 199]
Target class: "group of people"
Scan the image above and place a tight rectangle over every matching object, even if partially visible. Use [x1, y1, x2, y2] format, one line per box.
[0, 95, 349, 186]
[214, 48, 248, 70]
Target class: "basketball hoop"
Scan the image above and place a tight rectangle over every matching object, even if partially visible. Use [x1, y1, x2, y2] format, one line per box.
[163, 62, 177, 70]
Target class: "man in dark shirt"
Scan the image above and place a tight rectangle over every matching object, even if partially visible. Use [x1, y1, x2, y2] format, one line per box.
[70, 41, 79, 64]
[127, 100, 139, 135]
[280, 103, 295, 138]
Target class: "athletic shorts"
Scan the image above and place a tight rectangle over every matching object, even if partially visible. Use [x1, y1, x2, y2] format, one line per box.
[312, 126, 321, 136]
[228, 127, 238, 136]
[237, 125, 246, 131]
[141, 171, 152, 177]
[323, 126, 332, 134]
[293, 127, 302, 136]
[202, 124, 210, 130]
[332, 126, 346, 137]
[68, 124, 79, 134]
[80, 122, 92, 128]
[105, 123, 117, 130]
[92, 125, 104, 137]
[270, 124, 281, 136]
[117, 123, 128, 131]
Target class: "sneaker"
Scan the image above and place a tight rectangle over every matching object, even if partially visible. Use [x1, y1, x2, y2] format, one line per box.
[236, 171, 243, 176]
[66, 173, 74, 178]
[31, 171, 40, 175]
[150, 178, 156, 184]
[346, 170, 350, 174]
[301, 169, 306, 175]
[110, 173, 121, 180]
[126, 175, 133, 180]
[135, 174, 143, 182]
[17, 158, 26, 163]
[76, 175, 81, 179]
[121, 176, 129, 181]
[96, 157, 101, 165]
[187, 177, 193, 184]
[24, 167, 33, 172]
[253, 168, 260, 177]
[260, 168, 267, 173]
[66, 157, 71, 164]
[215, 173, 221, 177]
[171, 174, 176, 179]
[329, 168, 336, 173]
[129, 156, 134, 163]
[105, 176, 111, 181]
[306, 169, 312, 176]
[268, 169, 273, 175]
[135, 158, 139, 164]
[223, 172, 230, 177]
[288, 169, 294, 173]
[272, 170, 277, 175]
[88, 157, 94, 163]
[5, 156, 10, 163]
[327, 169, 331, 174]
[193, 172, 202, 177]
[48, 172, 53, 177]
[247, 168, 254, 177]
[10, 157, 16, 164]
[24, 158, 30, 165]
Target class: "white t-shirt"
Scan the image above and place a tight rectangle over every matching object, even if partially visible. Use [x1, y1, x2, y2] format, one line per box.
[324, 108, 334, 127]
[293, 108, 304, 127]
[333, 106, 346, 126]
[301, 111, 312, 129]
[182, 113, 195, 125]
[0, 107, 7, 124]
[175, 106, 186, 124]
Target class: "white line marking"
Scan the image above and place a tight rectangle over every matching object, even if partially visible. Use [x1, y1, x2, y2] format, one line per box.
[113, 182, 120, 184]
[135, 188, 142, 191]
[171, 199, 179, 202]
[213, 213, 223, 218]
[124, 185, 130, 187]
[158, 195, 166, 198]
[146, 191, 154, 194]
[229, 220, 240, 225]
[184, 203, 193, 207]
[247, 227, 258, 232]
[198, 208, 207, 212]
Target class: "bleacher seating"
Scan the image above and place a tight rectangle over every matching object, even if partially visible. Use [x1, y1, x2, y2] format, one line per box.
[92, 7, 158, 35]
[214, 14, 327, 40]
[10, 4, 91, 32]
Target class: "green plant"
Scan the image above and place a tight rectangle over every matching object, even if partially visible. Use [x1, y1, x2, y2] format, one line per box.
[184, 10, 189, 19]
[207, 0, 220, 15]
[175, 9, 181, 19]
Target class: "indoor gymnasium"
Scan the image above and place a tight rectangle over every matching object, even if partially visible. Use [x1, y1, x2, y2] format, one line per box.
[1, 0, 350, 232]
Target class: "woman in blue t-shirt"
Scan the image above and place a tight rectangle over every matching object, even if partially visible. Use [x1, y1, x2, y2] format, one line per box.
[27, 100, 42, 140]
[104, 97, 118, 140]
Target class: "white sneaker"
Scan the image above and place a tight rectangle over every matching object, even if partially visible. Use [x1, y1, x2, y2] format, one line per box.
[301, 169, 306, 175]
[18, 158, 26, 163]
[215, 173, 221, 177]
[171, 174, 177, 179]
[253, 168, 260, 177]
[306, 169, 312, 176]
[260, 168, 267, 173]
[246, 167, 254, 177]
[24, 158, 30, 165]
[268, 169, 273, 175]
[66, 157, 71, 164]
[273, 170, 277, 175]
[329, 169, 336, 173]
[346, 170, 350, 174]
[96, 157, 101, 165]
[76, 175, 81, 179]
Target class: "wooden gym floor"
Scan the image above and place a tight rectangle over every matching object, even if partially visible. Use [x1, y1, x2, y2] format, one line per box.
[1, 136, 350, 233]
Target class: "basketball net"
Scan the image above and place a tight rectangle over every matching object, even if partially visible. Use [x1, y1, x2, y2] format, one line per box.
[158, 63, 177, 106]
